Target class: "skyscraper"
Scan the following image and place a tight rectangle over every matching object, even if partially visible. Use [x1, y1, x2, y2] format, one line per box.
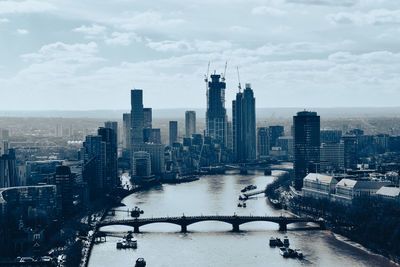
[206, 73, 227, 146]
[82, 135, 103, 196]
[55, 165, 73, 217]
[122, 113, 131, 151]
[98, 127, 118, 190]
[269, 126, 284, 149]
[132, 151, 151, 177]
[131, 89, 144, 145]
[293, 111, 320, 190]
[342, 135, 358, 170]
[169, 121, 178, 146]
[257, 127, 269, 159]
[143, 108, 152, 129]
[232, 84, 256, 162]
[185, 111, 196, 138]
[105, 121, 118, 149]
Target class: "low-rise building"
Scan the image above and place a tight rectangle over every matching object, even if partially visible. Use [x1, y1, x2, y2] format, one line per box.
[302, 173, 338, 200]
[376, 186, 400, 203]
[332, 179, 391, 205]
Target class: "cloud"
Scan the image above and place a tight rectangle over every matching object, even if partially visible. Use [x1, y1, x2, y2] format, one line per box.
[147, 40, 192, 52]
[286, 0, 358, 6]
[146, 39, 233, 53]
[21, 42, 103, 64]
[16, 29, 29, 35]
[328, 9, 400, 25]
[108, 11, 184, 31]
[105, 32, 142, 46]
[0, 18, 9, 23]
[252, 6, 287, 16]
[73, 24, 106, 37]
[0, 0, 56, 14]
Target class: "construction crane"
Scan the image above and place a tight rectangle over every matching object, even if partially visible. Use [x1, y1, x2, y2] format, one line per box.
[236, 66, 242, 92]
[222, 61, 227, 81]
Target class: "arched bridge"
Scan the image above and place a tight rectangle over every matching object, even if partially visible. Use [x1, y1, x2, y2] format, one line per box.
[97, 215, 324, 233]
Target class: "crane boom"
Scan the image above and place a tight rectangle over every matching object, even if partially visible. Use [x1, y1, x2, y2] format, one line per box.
[236, 66, 242, 92]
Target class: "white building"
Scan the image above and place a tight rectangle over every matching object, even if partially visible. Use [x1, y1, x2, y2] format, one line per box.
[376, 186, 400, 203]
[302, 173, 338, 200]
[332, 179, 391, 205]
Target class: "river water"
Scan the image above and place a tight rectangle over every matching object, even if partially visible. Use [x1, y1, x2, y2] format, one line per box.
[88, 171, 396, 267]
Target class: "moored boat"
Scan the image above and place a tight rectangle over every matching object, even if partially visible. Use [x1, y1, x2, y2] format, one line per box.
[135, 258, 146, 267]
[283, 236, 290, 247]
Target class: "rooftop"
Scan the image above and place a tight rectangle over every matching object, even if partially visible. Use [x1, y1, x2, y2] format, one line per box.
[376, 186, 400, 198]
[304, 173, 337, 184]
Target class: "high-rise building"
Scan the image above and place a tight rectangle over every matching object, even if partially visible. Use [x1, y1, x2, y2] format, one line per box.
[185, 111, 196, 138]
[143, 108, 152, 129]
[131, 143, 165, 175]
[206, 73, 227, 146]
[98, 127, 118, 190]
[257, 127, 269, 159]
[55, 165, 74, 216]
[122, 113, 131, 150]
[0, 149, 18, 188]
[131, 89, 144, 145]
[226, 121, 233, 150]
[83, 135, 104, 195]
[269, 126, 284, 149]
[342, 135, 358, 170]
[232, 84, 256, 161]
[320, 142, 344, 172]
[320, 130, 342, 144]
[105, 121, 118, 144]
[132, 151, 151, 177]
[150, 128, 161, 144]
[293, 111, 320, 190]
[169, 121, 178, 146]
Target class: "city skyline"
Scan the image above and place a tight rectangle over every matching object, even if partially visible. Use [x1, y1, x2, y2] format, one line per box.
[0, 1, 400, 110]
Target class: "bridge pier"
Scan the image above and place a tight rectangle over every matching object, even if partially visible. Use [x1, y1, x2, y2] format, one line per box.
[232, 224, 240, 232]
[279, 222, 287, 231]
[181, 225, 187, 233]
[134, 226, 140, 233]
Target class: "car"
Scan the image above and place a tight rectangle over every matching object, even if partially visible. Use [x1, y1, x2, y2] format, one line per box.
[19, 257, 34, 262]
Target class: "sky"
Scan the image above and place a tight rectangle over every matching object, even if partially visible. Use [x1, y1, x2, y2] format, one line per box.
[0, 0, 399, 110]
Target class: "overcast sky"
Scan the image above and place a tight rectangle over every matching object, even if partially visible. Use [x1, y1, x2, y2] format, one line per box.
[0, 0, 399, 110]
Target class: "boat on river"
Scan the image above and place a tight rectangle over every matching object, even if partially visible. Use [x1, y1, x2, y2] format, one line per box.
[135, 258, 146, 267]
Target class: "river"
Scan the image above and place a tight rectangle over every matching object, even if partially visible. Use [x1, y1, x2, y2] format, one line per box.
[88, 170, 396, 267]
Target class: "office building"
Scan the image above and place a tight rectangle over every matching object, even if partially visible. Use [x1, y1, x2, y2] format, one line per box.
[257, 127, 269, 158]
[320, 142, 344, 172]
[206, 73, 227, 146]
[0, 149, 18, 188]
[169, 121, 178, 146]
[98, 127, 118, 189]
[132, 151, 151, 177]
[232, 84, 256, 162]
[131, 89, 144, 145]
[302, 173, 338, 200]
[293, 111, 320, 190]
[342, 135, 358, 170]
[55, 165, 74, 216]
[321, 130, 342, 144]
[269, 126, 284, 149]
[132, 143, 165, 175]
[122, 113, 131, 152]
[143, 108, 152, 129]
[150, 128, 161, 144]
[185, 111, 196, 138]
[82, 135, 104, 196]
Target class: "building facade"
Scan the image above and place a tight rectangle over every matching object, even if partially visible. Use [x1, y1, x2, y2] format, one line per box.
[185, 111, 196, 138]
[293, 111, 320, 190]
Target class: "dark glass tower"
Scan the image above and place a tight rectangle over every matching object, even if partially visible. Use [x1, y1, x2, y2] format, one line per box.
[293, 111, 320, 190]
[169, 121, 178, 146]
[206, 73, 227, 146]
[232, 84, 256, 162]
[131, 89, 144, 145]
[185, 111, 196, 138]
[98, 127, 118, 189]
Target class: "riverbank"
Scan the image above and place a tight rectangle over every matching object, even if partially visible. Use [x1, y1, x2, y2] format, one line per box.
[265, 175, 400, 265]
